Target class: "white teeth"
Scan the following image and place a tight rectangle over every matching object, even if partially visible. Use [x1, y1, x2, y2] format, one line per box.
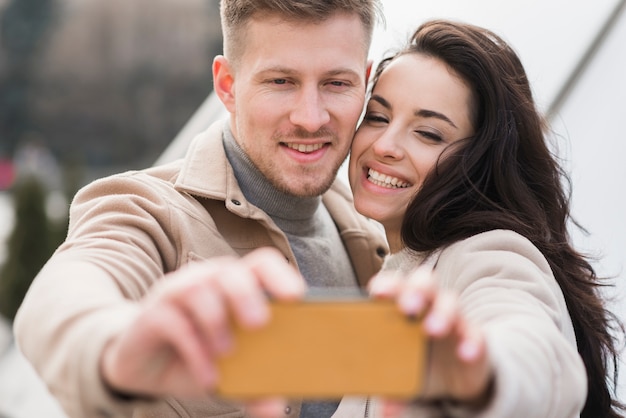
[367, 168, 411, 189]
[286, 143, 324, 153]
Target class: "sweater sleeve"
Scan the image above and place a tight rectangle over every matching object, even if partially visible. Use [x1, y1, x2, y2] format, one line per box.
[399, 230, 586, 418]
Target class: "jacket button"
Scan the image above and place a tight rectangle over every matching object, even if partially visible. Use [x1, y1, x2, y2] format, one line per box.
[231, 199, 241, 206]
[376, 247, 387, 257]
[284, 406, 292, 414]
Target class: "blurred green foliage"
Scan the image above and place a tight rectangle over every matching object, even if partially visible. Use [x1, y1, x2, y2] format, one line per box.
[0, 177, 66, 321]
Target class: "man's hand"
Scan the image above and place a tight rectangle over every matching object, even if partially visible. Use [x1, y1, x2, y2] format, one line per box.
[100, 247, 306, 401]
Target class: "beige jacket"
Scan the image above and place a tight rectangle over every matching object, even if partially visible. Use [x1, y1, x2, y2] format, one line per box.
[381, 229, 587, 418]
[14, 120, 388, 418]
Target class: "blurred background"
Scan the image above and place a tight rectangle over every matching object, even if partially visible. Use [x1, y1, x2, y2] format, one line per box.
[0, 0, 625, 416]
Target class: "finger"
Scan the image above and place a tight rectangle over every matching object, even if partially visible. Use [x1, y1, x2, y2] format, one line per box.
[456, 323, 487, 363]
[174, 258, 272, 330]
[245, 398, 288, 418]
[368, 270, 404, 299]
[181, 283, 233, 355]
[397, 265, 437, 317]
[147, 304, 218, 393]
[452, 323, 492, 402]
[213, 261, 272, 329]
[378, 399, 408, 418]
[424, 292, 458, 337]
[160, 262, 234, 355]
[244, 247, 307, 300]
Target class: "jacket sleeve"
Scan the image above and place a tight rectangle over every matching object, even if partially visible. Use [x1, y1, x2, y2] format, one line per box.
[14, 173, 179, 418]
[428, 230, 586, 418]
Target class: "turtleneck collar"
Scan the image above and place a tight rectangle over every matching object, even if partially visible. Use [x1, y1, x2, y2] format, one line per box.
[222, 122, 321, 221]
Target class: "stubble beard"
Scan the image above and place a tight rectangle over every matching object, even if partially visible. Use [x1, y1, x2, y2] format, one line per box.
[262, 127, 348, 197]
[274, 163, 341, 197]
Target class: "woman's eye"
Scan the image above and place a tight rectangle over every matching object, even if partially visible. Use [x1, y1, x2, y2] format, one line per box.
[416, 130, 443, 143]
[363, 113, 388, 124]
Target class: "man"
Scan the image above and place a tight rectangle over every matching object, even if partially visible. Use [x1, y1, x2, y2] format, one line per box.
[14, 1, 387, 417]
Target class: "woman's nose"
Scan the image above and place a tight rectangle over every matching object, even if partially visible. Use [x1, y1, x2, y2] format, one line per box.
[371, 128, 404, 160]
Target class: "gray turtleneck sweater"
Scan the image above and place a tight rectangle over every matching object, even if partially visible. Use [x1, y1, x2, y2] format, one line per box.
[222, 124, 358, 289]
[222, 124, 358, 418]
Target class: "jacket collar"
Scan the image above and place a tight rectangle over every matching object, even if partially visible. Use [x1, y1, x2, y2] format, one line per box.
[175, 119, 240, 200]
[174, 119, 388, 283]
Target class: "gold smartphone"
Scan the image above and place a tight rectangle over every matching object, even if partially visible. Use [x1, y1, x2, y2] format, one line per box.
[215, 296, 427, 399]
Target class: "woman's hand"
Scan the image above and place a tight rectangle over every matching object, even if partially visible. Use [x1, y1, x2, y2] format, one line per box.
[368, 266, 494, 415]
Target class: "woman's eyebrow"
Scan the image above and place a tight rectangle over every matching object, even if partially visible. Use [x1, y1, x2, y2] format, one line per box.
[370, 94, 391, 109]
[371, 94, 458, 129]
[415, 109, 458, 128]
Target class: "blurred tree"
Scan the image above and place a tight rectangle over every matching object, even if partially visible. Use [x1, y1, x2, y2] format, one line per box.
[0, 0, 57, 155]
[0, 176, 63, 321]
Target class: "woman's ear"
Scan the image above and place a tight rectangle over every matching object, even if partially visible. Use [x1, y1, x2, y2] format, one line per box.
[213, 55, 236, 113]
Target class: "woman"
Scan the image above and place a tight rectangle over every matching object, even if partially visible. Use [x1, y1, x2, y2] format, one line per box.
[349, 20, 624, 417]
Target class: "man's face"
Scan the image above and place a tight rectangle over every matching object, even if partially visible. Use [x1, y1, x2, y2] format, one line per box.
[217, 14, 370, 197]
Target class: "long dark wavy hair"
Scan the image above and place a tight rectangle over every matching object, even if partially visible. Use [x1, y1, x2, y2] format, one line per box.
[371, 20, 624, 417]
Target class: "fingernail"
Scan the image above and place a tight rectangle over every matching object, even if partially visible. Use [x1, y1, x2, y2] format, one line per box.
[244, 303, 269, 327]
[425, 314, 447, 334]
[458, 339, 480, 360]
[369, 279, 391, 296]
[399, 293, 425, 315]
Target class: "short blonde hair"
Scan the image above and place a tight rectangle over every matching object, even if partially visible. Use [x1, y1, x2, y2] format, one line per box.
[220, 0, 383, 68]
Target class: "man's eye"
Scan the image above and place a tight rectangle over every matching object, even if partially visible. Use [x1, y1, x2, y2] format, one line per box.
[329, 81, 348, 87]
[272, 79, 288, 85]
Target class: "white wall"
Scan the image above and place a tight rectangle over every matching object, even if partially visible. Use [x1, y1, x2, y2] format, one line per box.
[553, 4, 626, 398]
[373, 0, 619, 111]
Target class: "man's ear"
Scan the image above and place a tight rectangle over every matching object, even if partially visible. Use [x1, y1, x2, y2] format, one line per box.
[213, 55, 236, 113]
[365, 60, 373, 85]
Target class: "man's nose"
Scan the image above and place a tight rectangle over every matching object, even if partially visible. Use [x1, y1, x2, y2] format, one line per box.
[289, 86, 331, 133]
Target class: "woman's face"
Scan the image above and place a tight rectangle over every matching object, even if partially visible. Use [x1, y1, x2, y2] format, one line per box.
[349, 53, 475, 251]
